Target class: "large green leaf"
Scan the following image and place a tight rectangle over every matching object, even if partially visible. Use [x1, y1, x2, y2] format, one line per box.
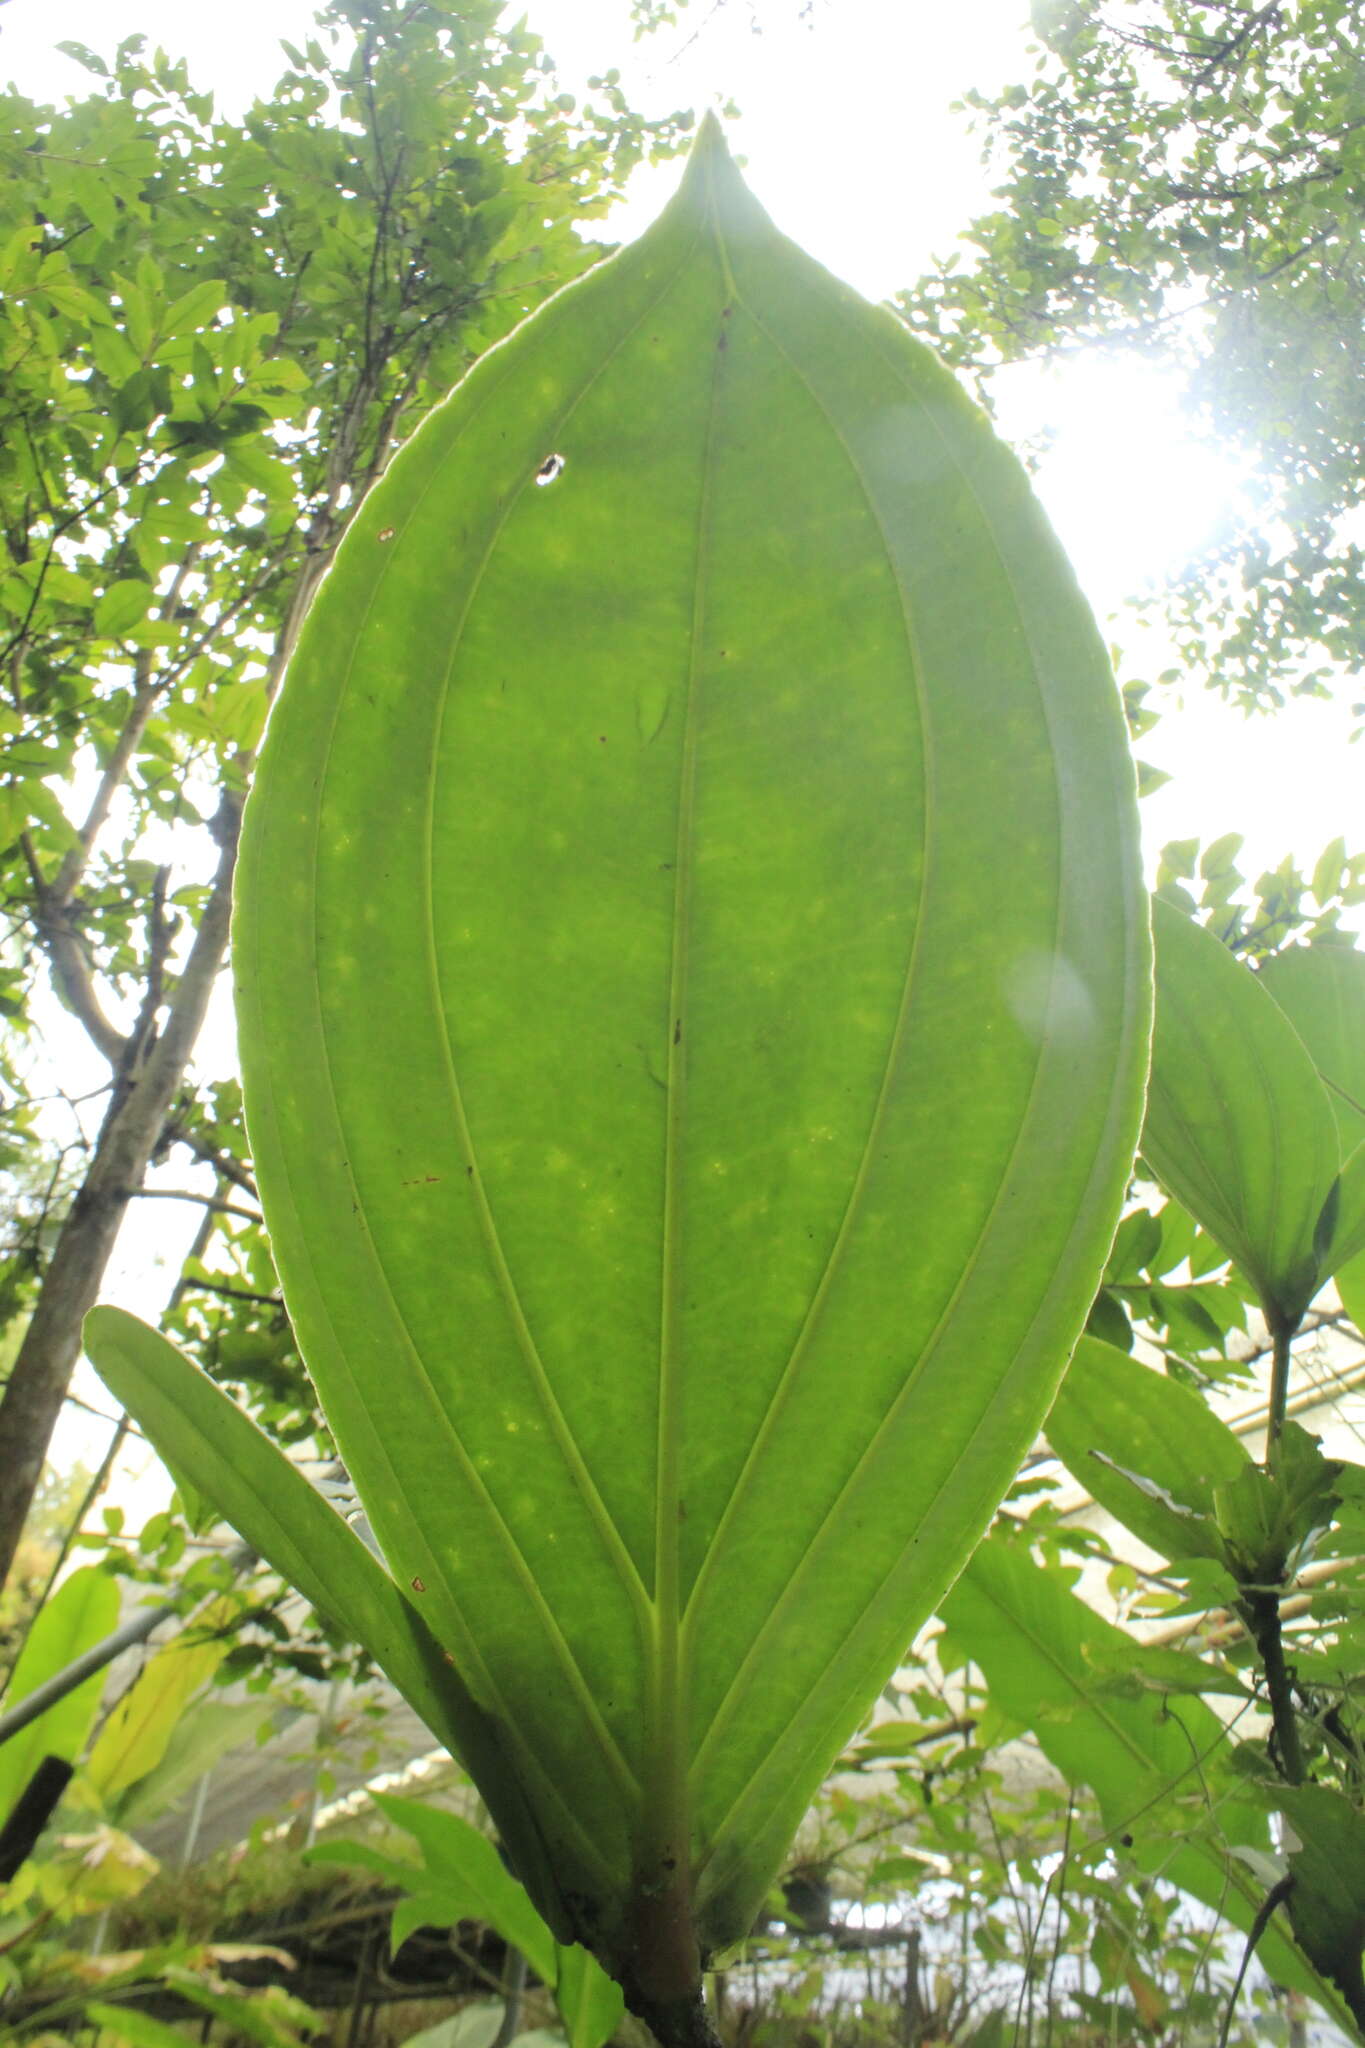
[241, 117, 1148, 2009]
[1143, 899, 1342, 1323]
[942, 1536, 1352, 2030]
[0, 1564, 119, 1826]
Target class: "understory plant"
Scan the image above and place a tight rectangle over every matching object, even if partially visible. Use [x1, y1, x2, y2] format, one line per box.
[88, 111, 1157, 2044]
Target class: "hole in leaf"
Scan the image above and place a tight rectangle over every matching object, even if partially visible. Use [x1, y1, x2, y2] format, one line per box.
[535, 452, 566, 486]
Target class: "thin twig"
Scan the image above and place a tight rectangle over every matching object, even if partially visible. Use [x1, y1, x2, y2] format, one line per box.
[179, 1277, 283, 1308]
[123, 1188, 263, 1225]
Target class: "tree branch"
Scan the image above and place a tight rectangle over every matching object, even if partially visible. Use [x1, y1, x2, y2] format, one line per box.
[160, 1126, 260, 1204]
[125, 1187, 262, 1225]
[0, 789, 243, 1585]
[180, 1276, 283, 1308]
[19, 832, 128, 1067]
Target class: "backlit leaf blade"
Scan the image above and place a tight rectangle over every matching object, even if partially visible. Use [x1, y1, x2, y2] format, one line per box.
[233, 115, 1149, 1993]
[1259, 945, 1365, 1157]
[942, 1536, 1352, 2028]
[1143, 899, 1340, 1322]
[367, 1791, 562, 1983]
[84, 1595, 233, 1805]
[0, 1564, 119, 1826]
[1259, 945, 1365, 1275]
[1340, 1249, 1365, 1338]
[1323, 1141, 1365, 1279]
[362, 1790, 626, 2048]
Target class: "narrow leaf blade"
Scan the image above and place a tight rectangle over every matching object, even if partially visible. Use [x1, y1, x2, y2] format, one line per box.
[81, 1305, 567, 1931]
[1143, 899, 1339, 1321]
[85, 1597, 233, 1804]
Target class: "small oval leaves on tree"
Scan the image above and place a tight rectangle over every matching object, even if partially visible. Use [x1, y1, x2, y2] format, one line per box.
[88, 117, 1149, 2043]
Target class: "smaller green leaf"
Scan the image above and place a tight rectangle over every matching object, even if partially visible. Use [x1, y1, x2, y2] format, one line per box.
[1161, 836, 1201, 881]
[0, 1565, 119, 1825]
[1103, 1207, 1162, 1282]
[323, 1796, 622, 2046]
[86, 2003, 206, 2048]
[1200, 832, 1245, 880]
[85, 1596, 233, 1804]
[1143, 898, 1340, 1323]
[1083, 1288, 1132, 1350]
[1047, 1336, 1248, 1565]
[115, 1697, 275, 1828]
[1213, 1422, 1339, 1582]
[372, 1792, 559, 1985]
[82, 1305, 568, 1937]
[1317, 1139, 1365, 1278]
[1259, 945, 1365, 1155]
[556, 1936, 627, 2048]
[161, 278, 228, 338]
[93, 579, 154, 639]
[1310, 836, 1348, 909]
[1256, 947, 1365, 1278]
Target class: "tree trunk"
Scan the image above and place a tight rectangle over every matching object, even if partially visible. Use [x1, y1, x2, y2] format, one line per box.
[0, 794, 242, 1586]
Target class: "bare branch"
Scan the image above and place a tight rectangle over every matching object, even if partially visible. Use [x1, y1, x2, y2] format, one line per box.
[124, 1187, 263, 1225]
[181, 1276, 283, 1308]
[161, 1125, 260, 1203]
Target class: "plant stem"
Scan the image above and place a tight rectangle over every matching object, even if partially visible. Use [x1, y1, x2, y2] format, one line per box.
[1265, 1308, 1296, 1477]
[1245, 1587, 1306, 1786]
[624, 1981, 724, 2048]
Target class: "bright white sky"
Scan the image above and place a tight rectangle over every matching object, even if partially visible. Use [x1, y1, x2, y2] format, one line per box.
[3, 0, 1359, 1497]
